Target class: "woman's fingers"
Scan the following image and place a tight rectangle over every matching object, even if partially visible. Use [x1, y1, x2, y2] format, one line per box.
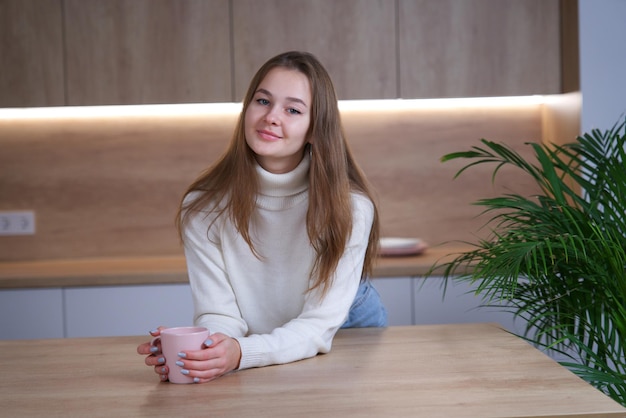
[137, 340, 162, 354]
[136, 341, 151, 355]
[149, 326, 167, 336]
[154, 363, 168, 377]
[138, 329, 236, 384]
[145, 352, 166, 366]
[136, 326, 169, 382]
[175, 358, 224, 382]
[137, 326, 166, 354]
[174, 333, 241, 383]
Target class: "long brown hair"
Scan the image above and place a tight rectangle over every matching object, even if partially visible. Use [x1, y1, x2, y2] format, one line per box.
[176, 51, 379, 297]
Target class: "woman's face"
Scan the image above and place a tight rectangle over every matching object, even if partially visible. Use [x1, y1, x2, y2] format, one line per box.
[244, 67, 312, 174]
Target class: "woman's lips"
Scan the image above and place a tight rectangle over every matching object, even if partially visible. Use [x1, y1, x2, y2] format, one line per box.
[257, 129, 281, 141]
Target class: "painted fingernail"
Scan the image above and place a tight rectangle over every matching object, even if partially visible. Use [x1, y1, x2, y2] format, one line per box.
[150, 346, 159, 353]
[160, 367, 167, 373]
[157, 357, 165, 364]
[204, 339, 213, 347]
[180, 369, 190, 375]
[160, 374, 168, 381]
[177, 352, 187, 358]
[175, 361, 184, 367]
[150, 328, 159, 335]
[193, 377, 200, 383]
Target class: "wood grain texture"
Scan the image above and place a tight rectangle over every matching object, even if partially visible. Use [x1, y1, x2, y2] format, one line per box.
[398, 0, 562, 98]
[0, 324, 624, 417]
[0, 0, 65, 107]
[0, 244, 473, 288]
[231, 0, 397, 100]
[63, 0, 231, 105]
[344, 101, 545, 244]
[0, 0, 570, 106]
[560, 0, 580, 92]
[0, 108, 236, 261]
[0, 96, 580, 264]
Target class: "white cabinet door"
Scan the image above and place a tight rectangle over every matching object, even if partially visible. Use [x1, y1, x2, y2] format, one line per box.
[0, 289, 64, 339]
[413, 277, 521, 333]
[371, 277, 413, 326]
[64, 284, 195, 338]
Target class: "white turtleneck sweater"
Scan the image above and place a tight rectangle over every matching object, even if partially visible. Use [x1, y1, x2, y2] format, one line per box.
[182, 155, 374, 370]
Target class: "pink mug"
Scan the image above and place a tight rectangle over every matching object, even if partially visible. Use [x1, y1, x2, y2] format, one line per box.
[151, 326, 209, 384]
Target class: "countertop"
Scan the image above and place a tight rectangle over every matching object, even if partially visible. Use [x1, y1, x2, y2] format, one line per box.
[0, 244, 473, 288]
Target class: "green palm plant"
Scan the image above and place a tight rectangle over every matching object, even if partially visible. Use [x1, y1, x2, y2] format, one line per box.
[433, 118, 626, 406]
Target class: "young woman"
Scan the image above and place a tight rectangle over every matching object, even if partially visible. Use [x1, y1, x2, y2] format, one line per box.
[137, 51, 386, 383]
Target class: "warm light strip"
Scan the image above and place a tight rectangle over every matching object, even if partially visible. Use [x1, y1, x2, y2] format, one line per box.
[0, 102, 243, 120]
[0, 95, 548, 120]
[338, 95, 546, 111]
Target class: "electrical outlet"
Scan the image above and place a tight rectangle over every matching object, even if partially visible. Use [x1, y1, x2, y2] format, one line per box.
[0, 211, 36, 236]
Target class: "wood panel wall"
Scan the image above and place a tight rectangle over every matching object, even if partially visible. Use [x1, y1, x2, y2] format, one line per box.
[0, 107, 235, 260]
[0, 93, 581, 262]
[0, 0, 575, 107]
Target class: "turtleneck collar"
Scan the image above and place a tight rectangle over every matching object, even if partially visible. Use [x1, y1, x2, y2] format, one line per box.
[256, 152, 310, 199]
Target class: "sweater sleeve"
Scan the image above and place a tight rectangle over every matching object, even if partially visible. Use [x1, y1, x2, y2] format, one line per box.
[183, 208, 250, 338]
[235, 194, 374, 370]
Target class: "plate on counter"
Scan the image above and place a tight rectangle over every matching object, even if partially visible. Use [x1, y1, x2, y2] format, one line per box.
[379, 237, 428, 257]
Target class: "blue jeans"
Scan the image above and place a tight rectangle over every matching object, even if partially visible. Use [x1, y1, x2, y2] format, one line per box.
[341, 279, 388, 328]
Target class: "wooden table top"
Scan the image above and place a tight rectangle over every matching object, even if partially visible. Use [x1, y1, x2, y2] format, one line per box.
[1, 323, 624, 417]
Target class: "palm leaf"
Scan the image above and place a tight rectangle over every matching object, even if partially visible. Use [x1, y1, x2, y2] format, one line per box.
[432, 118, 626, 406]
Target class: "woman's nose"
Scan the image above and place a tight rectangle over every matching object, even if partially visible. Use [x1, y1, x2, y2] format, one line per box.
[264, 108, 280, 125]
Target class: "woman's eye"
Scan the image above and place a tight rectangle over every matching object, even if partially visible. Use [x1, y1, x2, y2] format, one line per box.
[287, 108, 301, 115]
[256, 98, 270, 105]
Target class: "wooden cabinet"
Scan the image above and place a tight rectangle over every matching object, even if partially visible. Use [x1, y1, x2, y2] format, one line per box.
[0, 0, 570, 106]
[398, 0, 562, 98]
[64, 0, 231, 105]
[231, 0, 397, 101]
[0, 0, 65, 107]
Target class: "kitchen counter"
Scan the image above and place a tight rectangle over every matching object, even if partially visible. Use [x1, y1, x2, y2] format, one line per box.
[0, 244, 471, 288]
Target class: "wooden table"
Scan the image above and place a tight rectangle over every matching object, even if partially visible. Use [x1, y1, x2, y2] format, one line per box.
[1, 324, 624, 417]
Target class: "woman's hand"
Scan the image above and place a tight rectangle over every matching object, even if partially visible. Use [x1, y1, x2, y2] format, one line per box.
[176, 332, 242, 383]
[136, 326, 169, 382]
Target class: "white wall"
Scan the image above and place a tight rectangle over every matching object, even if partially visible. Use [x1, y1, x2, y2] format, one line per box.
[579, 0, 626, 133]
